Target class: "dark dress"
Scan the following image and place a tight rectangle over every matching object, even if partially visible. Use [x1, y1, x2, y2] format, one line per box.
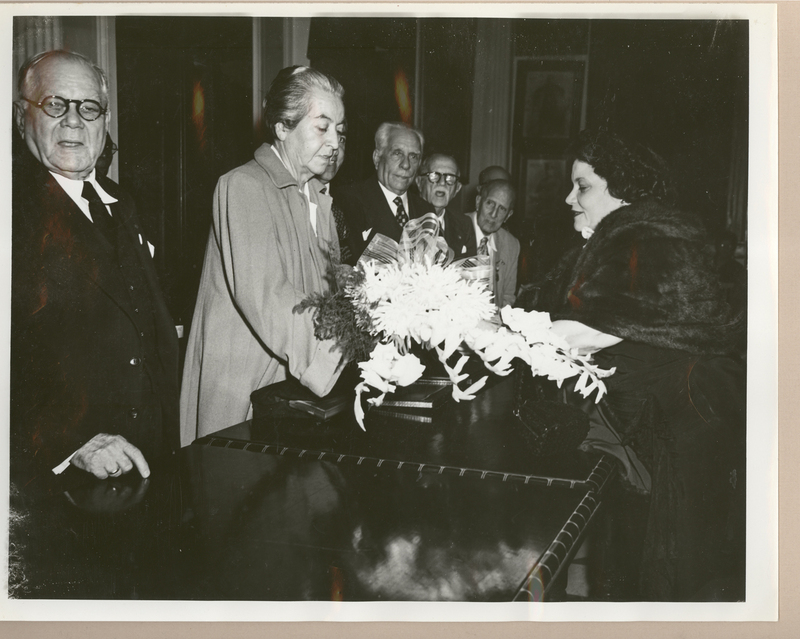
[518, 199, 746, 601]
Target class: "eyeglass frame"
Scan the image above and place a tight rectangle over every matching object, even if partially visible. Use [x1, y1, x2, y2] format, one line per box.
[20, 95, 108, 122]
[423, 171, 460, 186]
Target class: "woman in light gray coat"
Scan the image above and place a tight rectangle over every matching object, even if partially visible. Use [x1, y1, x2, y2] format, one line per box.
[180, 66, 347, 445]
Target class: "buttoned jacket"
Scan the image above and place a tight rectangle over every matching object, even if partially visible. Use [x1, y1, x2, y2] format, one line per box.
[11, 144, 179, 484]
[439, 207, 477, 259]
[336, 176, 435, 258]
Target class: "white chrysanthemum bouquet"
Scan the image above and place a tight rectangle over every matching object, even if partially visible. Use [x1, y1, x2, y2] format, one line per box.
[296, 213, 614, 430]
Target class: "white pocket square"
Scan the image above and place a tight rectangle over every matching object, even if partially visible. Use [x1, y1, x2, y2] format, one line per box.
[461, 245, 467, 254]
[362, 228, 372, 241]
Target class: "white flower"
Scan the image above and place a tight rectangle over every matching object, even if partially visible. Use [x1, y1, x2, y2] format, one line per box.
[500, 306, 550, 333]
[498, 305, 567, 348]
[354, 342, 426, 429]
[358, 342, 424, 387]
[349, 232, 614, 430]
[392, 352, 426, 386]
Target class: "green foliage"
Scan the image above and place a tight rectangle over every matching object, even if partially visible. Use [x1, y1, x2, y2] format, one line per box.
[294, 265, 377, 363]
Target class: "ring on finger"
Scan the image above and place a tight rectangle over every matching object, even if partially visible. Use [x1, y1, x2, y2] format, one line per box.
[109, 467, 122, 477]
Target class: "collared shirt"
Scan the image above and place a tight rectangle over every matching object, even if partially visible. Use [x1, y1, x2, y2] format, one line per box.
[49, 170, 150, 476]
[468, 211, 502, 306]
[436, 210, 446, 231]
[52, 169, 156, 260]
[377, 180, 409, 221]
[468, 212, 497, 255]
[51, 169, 118, 222]
[271, 145, 317, 235]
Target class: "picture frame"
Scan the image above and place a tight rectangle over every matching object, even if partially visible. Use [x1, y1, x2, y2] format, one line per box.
[522, 157, 569, 222]
[512, 155, 575, 283]
[512, 57, 586, 153]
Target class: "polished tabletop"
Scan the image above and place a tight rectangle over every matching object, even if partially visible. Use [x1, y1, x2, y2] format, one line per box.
[209, 375, 602, 488]
[10, 377, 617, 602]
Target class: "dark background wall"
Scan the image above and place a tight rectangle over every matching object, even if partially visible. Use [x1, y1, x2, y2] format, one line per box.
[116, 17, 257, 325]
[581, 20, 747, 227]
[508, 19, 748, 281]
[106, 16, 747, 327]
[308, 18, 478, 211]
[307, 18, 419, 186]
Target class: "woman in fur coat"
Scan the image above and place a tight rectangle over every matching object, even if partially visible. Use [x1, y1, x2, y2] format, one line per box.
[521, 129, 746, 601]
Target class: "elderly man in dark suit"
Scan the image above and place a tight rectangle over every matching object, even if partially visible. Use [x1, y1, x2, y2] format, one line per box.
[11, 50, 179, 486]
[337, 122, 434, 257]
[415, 153, 476, 258]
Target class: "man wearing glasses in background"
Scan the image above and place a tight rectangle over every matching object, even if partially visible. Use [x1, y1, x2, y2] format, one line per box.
[416, 153, 477, 258]
[11, 50, 179, 488]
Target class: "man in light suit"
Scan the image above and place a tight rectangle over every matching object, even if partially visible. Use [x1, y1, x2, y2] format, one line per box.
[11, 50, 179, 486]
[466, 179, 520, 307]
[337, 122, 434, 257]
[416, 153, 476, 258]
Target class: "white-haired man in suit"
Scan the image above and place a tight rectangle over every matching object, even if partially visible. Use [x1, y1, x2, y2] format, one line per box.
[11, 50, 179, 486]
[337, 121, 434, 257]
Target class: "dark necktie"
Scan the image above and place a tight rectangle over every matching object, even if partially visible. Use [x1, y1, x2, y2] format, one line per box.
[393, 196, 408, 227]
[82, 181, 117, 247]
[478, 236, 489, 256]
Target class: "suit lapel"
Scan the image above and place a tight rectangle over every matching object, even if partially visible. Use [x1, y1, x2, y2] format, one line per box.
[441, 212, 458, 253]
[45, 178, 135, 309]
[494, 232, 503, 299]
[100, 178, 177, 342]
[493, 229, 515, 305]
[99, 180, 179, 400]
[407, 192, 421, 220]
[366, 177, 402, 239]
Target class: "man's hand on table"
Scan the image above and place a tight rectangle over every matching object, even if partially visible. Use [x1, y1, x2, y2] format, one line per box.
[71, 434, 151, 480]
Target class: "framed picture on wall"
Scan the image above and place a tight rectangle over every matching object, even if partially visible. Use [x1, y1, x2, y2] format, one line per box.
[513, 58, 586, 152]
[514, 156, 575, 283]
[522, 157, 569, 221]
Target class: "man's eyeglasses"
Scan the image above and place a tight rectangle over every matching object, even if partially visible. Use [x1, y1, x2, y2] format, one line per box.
[424, 171, 459, 186]
[22, 95, 107, 122]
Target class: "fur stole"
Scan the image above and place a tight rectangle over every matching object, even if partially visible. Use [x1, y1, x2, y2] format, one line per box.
[552, 199, 743, 355]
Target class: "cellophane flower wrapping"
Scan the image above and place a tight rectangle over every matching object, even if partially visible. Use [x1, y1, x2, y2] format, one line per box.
[326, 213, 615, 429]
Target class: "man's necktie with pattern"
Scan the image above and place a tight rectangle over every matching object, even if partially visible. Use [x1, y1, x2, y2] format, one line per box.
[478, 236, 489, 256]
[393, 196, 408, 227]
[82, 181, 117, 247]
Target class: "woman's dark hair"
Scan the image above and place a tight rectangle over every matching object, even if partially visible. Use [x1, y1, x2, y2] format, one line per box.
[570, 128, 674, 203]
[262, 66, 344, 143]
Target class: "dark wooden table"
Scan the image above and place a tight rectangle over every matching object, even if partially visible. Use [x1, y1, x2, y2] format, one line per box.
[9, 377, 618, 602]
